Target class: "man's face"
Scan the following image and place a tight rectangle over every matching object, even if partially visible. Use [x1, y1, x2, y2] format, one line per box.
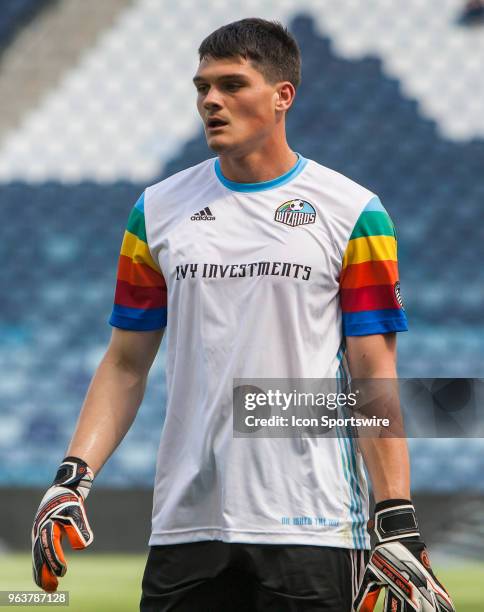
[193, 55, 280, 154]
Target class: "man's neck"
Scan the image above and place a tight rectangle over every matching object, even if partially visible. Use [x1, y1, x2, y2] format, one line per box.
[217, 145, 298, 184]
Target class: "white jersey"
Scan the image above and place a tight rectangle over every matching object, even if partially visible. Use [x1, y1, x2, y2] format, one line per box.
[109, 154, 407, 550]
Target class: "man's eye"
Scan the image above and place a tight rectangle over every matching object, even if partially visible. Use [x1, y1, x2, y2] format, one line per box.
[226, 83, 242, 91]
[196, 85, 209, 94]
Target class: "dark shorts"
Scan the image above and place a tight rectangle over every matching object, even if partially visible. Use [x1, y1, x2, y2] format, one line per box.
[140, 540, 369, 612]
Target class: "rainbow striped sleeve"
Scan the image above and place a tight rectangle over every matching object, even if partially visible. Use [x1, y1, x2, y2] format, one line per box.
[108, 193, 167, 331]
[340, 196, 408, 336]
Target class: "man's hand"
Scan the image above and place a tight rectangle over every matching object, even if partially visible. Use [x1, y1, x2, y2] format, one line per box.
[353, 499, 455, 612]
[32, 457, 94, 592]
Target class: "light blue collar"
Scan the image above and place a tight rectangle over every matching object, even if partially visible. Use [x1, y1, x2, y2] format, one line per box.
[214, 153, 308, 192]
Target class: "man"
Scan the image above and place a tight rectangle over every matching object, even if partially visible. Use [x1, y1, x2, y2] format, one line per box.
[32, 18, 455, 612]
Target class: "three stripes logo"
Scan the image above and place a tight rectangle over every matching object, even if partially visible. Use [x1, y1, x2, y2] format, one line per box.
[191, 206, 215, 221]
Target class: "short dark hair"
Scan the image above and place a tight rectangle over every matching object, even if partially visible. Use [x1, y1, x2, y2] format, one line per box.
[198, 18, 301, 89]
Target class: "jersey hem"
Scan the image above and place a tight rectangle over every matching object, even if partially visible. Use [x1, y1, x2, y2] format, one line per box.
[108, 312, 166, 331]
[149, 528, 371, 550]
[344, 317, 408, 336]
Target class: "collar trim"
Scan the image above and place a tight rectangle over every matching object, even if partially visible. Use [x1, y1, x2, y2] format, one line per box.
[214, 154, 307, 192]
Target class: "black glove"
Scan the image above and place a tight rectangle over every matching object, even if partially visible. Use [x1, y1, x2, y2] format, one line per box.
[353, 499, 455, 611]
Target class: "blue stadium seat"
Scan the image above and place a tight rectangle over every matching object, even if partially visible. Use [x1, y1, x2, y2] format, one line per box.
[0, 0, 52, 52]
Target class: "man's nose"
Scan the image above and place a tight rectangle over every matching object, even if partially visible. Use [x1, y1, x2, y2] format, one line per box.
[203, 87, 223, 110]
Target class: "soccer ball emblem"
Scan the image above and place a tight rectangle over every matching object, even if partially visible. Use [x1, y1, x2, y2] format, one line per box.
[275, 199, 316, 226]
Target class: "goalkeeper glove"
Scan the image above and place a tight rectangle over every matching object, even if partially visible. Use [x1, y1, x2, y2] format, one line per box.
[32, 456, 94, 592]
[353, 499, 455, 612]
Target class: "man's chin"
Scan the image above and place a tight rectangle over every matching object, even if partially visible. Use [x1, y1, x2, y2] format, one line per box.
[206, 135, 234, 153]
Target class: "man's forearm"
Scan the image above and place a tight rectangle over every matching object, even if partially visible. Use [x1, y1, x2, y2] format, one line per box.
[66, 354, 147, 475]
[345, 334, 410, 503]
[357, 436, 410, 502]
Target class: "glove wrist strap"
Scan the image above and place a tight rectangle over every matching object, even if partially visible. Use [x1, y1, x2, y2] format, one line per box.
[373, 498, 420, 544]
[52, 456, 94, 501]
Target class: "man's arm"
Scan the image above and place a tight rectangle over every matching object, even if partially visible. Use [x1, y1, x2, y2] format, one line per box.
[31, 327, 163, 591]
[67, 326, 164, 475]
[32, 188, 168, 591]
[348, 334, 456, 611]
[345, 332, 410, 502]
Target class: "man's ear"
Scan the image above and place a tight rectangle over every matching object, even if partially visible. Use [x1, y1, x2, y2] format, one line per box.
[274, 82, 296, 112]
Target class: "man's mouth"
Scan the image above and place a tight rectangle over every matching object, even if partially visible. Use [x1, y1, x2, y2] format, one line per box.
[206, 118, 228, 130]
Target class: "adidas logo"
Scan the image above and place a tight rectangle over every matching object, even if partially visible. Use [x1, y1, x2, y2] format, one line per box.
[191, 206, 215, 221]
